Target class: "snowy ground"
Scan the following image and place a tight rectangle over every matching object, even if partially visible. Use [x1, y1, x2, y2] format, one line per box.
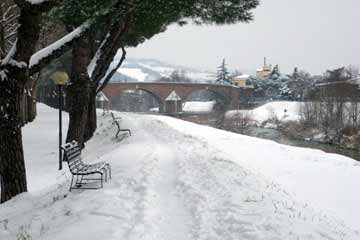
[0, 104, 359, 239]
[227, 101, 301, 125]
[150, 101, 215, 113]
[182, 101, 215, 113]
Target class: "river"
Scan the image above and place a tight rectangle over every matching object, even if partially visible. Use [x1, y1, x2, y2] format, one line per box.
[245, 127, 360, 161]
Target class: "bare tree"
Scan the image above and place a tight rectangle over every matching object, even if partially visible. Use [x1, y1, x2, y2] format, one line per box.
[224, 110, 254, 134]
[0, 0, 19, 59]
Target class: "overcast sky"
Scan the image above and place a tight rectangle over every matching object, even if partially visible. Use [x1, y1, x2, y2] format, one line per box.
[128, 0, 360, 75]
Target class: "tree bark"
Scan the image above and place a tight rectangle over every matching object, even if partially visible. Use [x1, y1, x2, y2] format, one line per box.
[0, 127, 27, 203]
[65, 81, 91, 146]
[65, 34, 92, 146]
[0, 68, 28, 203]
[83, 86, 97, 143]
[0, 1, 48, 202]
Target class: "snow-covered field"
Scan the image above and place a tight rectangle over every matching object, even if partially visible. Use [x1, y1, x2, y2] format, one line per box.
[1, 104, 359, 239]
[182, 101, 215, 113]
[149, 101, 215, 113]
[117, 68, 149, 82]
[227, 101, 301, 125]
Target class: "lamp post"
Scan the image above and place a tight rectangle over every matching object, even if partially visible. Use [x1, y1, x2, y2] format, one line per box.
[51, 71, 69, 170]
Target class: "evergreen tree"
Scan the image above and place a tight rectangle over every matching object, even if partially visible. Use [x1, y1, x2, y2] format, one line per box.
[292, 67, 300, 80]
[269, 64, 281, 80]
[216, 59, 231, 85]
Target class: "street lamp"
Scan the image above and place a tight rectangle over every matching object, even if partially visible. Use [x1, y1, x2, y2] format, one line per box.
[51, 71, 69, 170]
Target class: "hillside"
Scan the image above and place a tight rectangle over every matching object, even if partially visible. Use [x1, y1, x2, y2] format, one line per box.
[0, 104, 359, 239]
[110, 58, 215, 83]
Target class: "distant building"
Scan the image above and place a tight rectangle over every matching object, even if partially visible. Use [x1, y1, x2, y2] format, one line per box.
[232, 74, 254, 88]
[96, 91, 110, 113]
[164, 90, 182, 114]
[256, 57, 272, 78]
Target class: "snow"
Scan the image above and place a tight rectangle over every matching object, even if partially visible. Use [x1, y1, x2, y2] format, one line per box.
[227, 101, 302, 125]
[2, 40, 17, 65]
[0, 70, 8, 81]
[111, 58, 215, 83]
[29, 22, 89, 69]
[165, 90, 181, 101]
[117, 68, 149, 82]
[96, 92, 109, 102]
[182, 101, 215, 112]
[25, 0, 47, 4]
[138, 63, 174, 77]
[87, 33, 110, 78]
[0, 104, 359, 239]
[233, 74, 250, 79]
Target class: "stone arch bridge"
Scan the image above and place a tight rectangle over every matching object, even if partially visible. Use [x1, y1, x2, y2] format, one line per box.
[103, 82, 247, 113]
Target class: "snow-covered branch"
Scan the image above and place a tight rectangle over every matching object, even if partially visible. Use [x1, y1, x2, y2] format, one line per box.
[29, 21, 90, 75]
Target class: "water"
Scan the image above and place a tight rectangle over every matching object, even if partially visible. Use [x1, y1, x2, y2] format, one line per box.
[245, 127, 360, 161]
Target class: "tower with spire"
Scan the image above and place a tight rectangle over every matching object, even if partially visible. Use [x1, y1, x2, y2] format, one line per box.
[256, 57, 272, 78]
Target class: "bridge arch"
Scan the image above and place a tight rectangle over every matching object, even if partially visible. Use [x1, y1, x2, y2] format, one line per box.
[184, 88, 232, 110]
[110, 87, 164, 112]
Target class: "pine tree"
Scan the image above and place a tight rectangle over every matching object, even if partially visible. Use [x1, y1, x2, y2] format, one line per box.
[216, 59, 231, 85]
[270, 64, 281, 79]
[292, 67, 300, 80]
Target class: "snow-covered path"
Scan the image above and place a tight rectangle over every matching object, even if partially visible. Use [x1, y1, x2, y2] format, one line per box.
[0, 104, 359, 239]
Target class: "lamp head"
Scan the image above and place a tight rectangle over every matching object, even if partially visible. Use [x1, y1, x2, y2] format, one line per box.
[51, 71, 69, 86]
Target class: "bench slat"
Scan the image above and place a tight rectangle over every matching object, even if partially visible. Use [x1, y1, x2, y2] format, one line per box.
[63, 141, 110, 176]
[66, 147, 81, 156]
[66, 150, 81, 160]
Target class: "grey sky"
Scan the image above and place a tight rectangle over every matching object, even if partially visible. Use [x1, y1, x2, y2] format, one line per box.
[128, 0, 360, 75]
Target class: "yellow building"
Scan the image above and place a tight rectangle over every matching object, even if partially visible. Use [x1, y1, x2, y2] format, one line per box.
[256, 57, 272, 78]
[232, 74, 254, 88]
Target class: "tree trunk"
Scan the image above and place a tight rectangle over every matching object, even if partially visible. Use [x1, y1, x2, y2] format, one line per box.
[0, 127, 27, 203]
[25, 77, 38, 123]
[0, 71, 27, 203]
[65, 34, 92, 147]
[83, 86, 97, 143]
[65, 80, 91, 146]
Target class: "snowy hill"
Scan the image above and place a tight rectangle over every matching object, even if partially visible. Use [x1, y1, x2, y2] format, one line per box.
[110, 58, 215, 83]
[227, 101, 302, 125]
[1, 104, 360, 239]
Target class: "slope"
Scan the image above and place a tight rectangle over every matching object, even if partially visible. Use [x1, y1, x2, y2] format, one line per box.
[0, 104, 359, 239]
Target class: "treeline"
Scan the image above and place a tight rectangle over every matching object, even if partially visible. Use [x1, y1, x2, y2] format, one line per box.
[300, 67, 360, 144]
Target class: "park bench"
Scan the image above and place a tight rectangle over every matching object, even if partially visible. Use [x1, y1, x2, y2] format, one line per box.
[61, 141, 111, 191]
[111, 112, 132, 138]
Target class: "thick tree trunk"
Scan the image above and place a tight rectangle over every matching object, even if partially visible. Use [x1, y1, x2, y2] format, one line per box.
[66, 81, 91, 146]
[0, 72, 27, 203]
[0, 127, 27, 203]
[26, 77, 38, 122]
[65, 34, 92, 146]
[83, 86, 97, 143]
